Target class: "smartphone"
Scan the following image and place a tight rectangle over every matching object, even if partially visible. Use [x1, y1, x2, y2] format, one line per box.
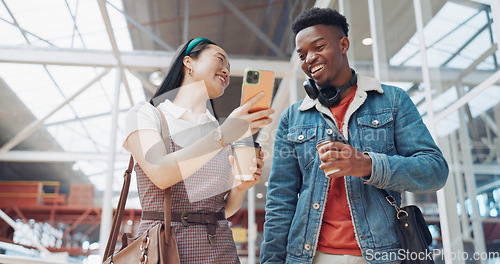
[240, 68, 275, 113]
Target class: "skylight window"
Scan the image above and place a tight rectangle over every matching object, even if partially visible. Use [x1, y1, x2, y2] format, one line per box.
[0, 0, 141, 199]
[390, 1, 494, 70]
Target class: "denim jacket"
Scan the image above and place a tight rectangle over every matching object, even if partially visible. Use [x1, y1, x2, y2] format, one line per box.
[260, 74, 448, 264]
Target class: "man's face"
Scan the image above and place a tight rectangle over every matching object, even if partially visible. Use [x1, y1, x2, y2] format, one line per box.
[295, 24, 348, 87]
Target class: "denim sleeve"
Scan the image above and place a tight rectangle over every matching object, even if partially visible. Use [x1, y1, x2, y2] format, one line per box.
[260, 110, 301, 263]
[364, 88, 449, 192]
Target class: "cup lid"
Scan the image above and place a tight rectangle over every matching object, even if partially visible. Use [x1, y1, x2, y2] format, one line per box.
[316, 135, 347, 148]
[232, 141, 261, 149]
[332, 134, 347, 143]
[316, 136, 334, 148]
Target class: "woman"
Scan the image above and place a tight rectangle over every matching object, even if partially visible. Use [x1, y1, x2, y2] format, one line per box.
[123, 37, 274, 263]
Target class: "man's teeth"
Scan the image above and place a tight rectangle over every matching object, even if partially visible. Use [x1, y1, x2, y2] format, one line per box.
[311, 65, 324, 74]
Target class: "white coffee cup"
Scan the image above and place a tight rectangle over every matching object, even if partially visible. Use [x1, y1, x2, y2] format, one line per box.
[316, 136, 346, 176]
[232, 141, 261, 181]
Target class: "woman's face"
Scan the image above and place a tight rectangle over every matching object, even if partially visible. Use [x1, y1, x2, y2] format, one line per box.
[189, 44, 230, 98]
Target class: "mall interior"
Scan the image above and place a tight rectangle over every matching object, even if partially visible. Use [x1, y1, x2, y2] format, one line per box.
[0, 0, 499, 263]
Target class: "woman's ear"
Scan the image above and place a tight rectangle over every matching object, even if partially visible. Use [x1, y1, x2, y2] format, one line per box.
[182, 56, 192, 71]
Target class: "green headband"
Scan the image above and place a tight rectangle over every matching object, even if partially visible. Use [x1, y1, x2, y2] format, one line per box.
[185, 37, 213, 56]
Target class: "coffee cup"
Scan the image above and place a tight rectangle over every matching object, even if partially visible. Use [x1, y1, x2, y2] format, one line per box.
[316, 135, 346, 176]
[232, 140, 261, 181]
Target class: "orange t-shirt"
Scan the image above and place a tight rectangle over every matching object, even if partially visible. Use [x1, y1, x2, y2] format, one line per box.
[317, 85, 362, 256]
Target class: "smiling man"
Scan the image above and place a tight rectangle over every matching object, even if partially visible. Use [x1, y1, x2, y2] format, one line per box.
[260, 8, 448, 264]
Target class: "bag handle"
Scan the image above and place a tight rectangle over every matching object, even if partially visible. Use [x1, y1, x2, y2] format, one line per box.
[157, 108, 174, 242]
[102, 155, 134, 261]
[102, 107, 173, 261]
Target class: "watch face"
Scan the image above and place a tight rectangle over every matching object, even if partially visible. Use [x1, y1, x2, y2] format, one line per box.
[213, 129, 222, 141]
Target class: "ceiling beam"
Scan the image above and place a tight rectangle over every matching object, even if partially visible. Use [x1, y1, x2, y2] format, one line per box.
[0, 151, 129, 162]
[0, 46, 291, 77]
[435, 69, 500, 123]
[0, 46, 496, 83]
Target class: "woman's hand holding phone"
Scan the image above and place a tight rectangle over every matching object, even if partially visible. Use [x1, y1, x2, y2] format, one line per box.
[221, 93, 275, 143]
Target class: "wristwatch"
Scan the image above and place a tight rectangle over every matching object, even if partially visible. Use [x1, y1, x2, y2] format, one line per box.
[212, 128, 225, 148]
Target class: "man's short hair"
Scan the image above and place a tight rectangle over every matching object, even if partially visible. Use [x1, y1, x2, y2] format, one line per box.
[291, 7, 349, 37]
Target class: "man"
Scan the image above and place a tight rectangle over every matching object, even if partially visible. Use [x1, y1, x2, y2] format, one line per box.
[260, 7, 448, 264]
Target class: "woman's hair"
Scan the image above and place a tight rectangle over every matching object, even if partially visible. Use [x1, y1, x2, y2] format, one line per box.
[291, 7, 349, 37]
[149, 38, 215, 106]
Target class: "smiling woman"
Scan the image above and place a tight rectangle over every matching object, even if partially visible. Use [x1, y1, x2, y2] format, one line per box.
[122, 37, 274, 263]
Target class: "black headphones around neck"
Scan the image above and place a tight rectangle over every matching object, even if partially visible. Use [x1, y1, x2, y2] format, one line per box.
[303, 68, 357, 107]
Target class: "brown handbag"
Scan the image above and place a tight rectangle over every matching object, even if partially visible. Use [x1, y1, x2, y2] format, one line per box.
[102, 109, 180, 264]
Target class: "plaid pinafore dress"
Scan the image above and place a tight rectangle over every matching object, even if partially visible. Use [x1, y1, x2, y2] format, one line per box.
[135, 109, 240, 264]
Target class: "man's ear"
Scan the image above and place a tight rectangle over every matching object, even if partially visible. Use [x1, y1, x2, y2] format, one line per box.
[339, 36, 350, 54]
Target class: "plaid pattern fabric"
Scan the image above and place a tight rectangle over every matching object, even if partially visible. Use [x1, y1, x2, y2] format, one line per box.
[135, 136, 239, 264]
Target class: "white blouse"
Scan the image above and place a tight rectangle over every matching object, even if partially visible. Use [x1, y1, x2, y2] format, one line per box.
[123, 100, 219, 151]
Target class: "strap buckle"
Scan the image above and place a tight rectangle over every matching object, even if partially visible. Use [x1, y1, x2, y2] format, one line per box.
[385, 195, 397, 206]
[181, 211, 195, 227]
[386, 195, 408, 219]
[208, 234, 216, 244]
